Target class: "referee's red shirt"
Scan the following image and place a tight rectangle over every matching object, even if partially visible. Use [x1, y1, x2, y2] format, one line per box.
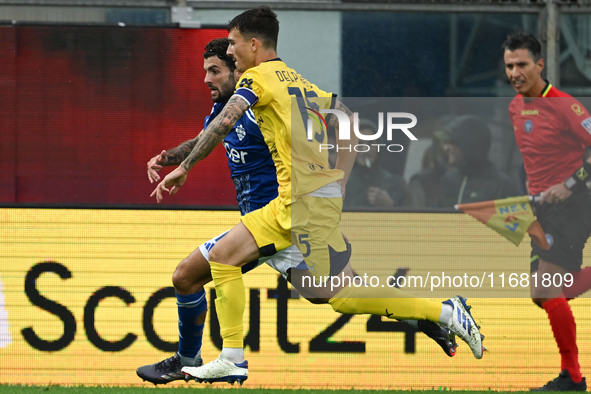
[509, 83, 591, 195]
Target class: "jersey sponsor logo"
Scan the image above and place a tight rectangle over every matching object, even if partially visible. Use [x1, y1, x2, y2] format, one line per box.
[238, 78, 253, 89]
[581, 117, 591, 134]
[521, 109, 539, 116]
[572, 104, 586, 116]
[223, 141, 249, 164]
[524, 119, 533, 134]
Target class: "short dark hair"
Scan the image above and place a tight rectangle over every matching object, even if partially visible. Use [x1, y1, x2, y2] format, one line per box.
[227, 6, 279, 50]
[203, 38, 236, 72]
[501, 30, 543, 62]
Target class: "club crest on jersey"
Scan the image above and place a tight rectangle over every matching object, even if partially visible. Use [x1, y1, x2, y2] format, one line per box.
[524, 119, 533, 134]
[235, 123, 246, 141]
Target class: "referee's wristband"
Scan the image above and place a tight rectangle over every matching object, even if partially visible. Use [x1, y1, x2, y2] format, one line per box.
[564, 160, 591, 191]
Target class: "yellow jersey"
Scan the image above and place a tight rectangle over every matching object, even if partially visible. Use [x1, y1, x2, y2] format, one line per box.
[234, 59, 343, 205]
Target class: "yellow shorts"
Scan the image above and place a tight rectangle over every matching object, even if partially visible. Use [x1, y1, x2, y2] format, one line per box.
[292, 195, 347, 278]
[242, 194, 348, 278]
[240, 197, 292, 256]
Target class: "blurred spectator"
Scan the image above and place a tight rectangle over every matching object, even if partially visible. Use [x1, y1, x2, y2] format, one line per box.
[406, 132, 448, 207]
[344, 120, 406, 209]
[434, 115, 519, 207]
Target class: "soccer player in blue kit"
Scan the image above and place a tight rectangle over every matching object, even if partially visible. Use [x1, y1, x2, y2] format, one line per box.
[137, 37, 458, 385]
[137, 37, 296, 384]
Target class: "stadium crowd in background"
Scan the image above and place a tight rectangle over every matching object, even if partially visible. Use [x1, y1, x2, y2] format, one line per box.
[344, 119, 407, 209]
[433, 114, 518, 207]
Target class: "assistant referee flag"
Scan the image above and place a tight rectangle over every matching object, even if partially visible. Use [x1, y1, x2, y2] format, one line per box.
[456, 196, 550, 250]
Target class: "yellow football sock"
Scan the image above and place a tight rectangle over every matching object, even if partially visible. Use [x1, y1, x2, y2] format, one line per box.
[210, 261, 245, 349]
[328, 285, 441, 322]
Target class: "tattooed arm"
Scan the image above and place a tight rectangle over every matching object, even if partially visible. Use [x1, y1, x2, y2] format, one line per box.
[150, 95, 250, 203]
[162, 136, 201, 165]
[146, 135, 200, 183]
[328, 99, 357, 197]
[180, 96, 249, 172]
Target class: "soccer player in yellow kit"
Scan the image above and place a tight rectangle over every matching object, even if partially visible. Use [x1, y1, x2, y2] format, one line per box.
[152, 6, 484, 384]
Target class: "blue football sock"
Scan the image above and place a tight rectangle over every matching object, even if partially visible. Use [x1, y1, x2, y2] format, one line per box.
[176, 290, 207, 359]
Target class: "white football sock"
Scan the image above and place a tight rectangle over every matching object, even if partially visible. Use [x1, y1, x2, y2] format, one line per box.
[438, 302, 454, 327]
[220, 347, 245, 364]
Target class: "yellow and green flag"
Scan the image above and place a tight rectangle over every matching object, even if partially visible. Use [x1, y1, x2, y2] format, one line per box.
[456, 196, 550, 250]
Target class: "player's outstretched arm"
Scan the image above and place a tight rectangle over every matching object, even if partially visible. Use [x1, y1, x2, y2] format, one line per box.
[181, 95, 249, 172]
[150, 95, 249, 202]
[147, 136, 201, 183]
[329, 99, 357, 197]
[162, 136, 202, 166]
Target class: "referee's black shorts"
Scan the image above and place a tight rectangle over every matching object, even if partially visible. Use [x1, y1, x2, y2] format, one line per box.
[531, 191, 591, 273]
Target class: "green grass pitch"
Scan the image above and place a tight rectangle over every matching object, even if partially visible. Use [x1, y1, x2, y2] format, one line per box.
[0, 386, 538, 394]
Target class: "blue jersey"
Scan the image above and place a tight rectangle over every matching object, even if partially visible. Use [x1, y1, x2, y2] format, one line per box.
[205, 102, 278, 214]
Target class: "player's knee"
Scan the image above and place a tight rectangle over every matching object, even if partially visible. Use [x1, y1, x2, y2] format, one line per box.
[531, 284, 560, 308]
[208, 247, 222, 263]
[172, 263, 206, 294]
[172, 268, 191, 293]
[208, 247, 235, 265]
